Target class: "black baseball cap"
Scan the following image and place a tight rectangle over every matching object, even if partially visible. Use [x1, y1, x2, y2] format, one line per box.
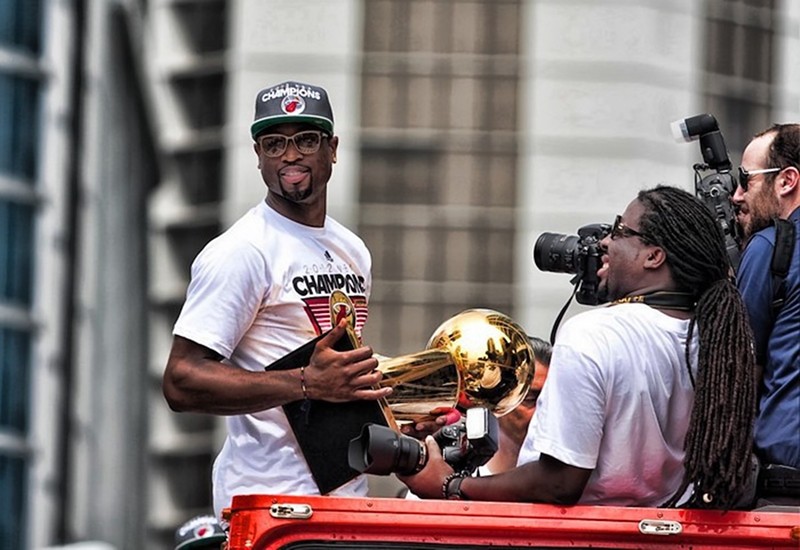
[251, 80, 334, 139]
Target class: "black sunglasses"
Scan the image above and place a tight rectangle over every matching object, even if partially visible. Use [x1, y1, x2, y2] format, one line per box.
[610, 215, 646, 240]
[737, 166, 782, 192]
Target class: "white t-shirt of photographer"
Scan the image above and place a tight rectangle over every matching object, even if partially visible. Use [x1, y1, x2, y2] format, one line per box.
[520, 303, 697, 507]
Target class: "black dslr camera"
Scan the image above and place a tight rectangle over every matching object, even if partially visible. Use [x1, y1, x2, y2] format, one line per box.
[672, 113, 742, 269]
[348, 407, 498, 476]
[533, 223, 611, 306]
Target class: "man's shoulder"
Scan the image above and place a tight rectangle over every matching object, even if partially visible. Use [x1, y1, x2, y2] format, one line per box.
[192, 207, 275, 269]
[324, 215, 365, 239]
[563, 303, 689, 340]
[739, 218, 798, 275]
[559, 304, 655, 340]
[210, 203, 286, 247]
[741, 228, 777, 262]
[323, 216, 372, 257]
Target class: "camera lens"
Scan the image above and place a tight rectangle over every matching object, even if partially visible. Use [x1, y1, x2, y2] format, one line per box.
[348, 424, 427, 476]
[533, 232, 580, 274]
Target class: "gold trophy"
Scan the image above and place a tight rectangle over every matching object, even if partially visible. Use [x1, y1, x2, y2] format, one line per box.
[376, 308, 536, 426]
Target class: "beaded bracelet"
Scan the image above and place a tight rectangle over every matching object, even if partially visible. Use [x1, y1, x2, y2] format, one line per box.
[300, 365, 309, 400]
[442, 471, 469, 500]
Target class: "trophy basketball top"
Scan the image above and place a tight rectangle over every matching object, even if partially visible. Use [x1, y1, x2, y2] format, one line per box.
[428, 308, 536, 416]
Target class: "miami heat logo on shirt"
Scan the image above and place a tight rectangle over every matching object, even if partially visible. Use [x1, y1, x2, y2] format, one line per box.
[300, 289, 367, 337]
[330, 290, 356, 329]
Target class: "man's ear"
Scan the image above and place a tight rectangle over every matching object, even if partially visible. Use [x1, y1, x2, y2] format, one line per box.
[643, 246, 667, 270]
[253, 142, 261, 168]
[329, 135, 339, 164]
[777, 166, 799, 197]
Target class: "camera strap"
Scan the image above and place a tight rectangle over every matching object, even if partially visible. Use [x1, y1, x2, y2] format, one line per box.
[548, 281, 580, 344]
[549, 289, 695, 345]
[770, 217, 795, 318]
[610, 291, 696, 311]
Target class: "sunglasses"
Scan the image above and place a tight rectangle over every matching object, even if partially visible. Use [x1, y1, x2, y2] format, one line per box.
[610, 215, 646, 240]
[737, 166, 782, 192]
[257, 130, 328, 158]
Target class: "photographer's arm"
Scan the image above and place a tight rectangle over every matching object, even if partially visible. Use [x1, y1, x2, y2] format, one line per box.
[399, 436, 591, 504]
[461, 455, 591, 504]
[163, 321, 391, 415]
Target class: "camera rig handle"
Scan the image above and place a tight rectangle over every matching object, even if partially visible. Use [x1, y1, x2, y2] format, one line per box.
[694, 169, 743, 270]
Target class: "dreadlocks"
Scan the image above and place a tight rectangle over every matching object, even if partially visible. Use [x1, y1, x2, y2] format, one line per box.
[636, 186, 757, 509]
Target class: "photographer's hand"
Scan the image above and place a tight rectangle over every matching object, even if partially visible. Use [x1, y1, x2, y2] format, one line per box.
[400, 408, 461, 439]
[397, 436, 454, 499]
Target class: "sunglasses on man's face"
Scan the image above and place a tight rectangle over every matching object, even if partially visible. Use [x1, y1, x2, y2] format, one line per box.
[610, 215, 646, 240]
[737, 166, 782, 192]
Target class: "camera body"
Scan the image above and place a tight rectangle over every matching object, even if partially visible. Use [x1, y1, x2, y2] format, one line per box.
[347, 407, 499, 476]
[672, 113, 742, 269]
[533, 223, 611, 305]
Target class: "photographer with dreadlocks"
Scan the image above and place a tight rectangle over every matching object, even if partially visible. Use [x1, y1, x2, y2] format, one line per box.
[400, 185, 757, 510]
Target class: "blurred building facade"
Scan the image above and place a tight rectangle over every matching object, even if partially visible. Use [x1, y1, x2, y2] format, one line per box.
[1, 0, 797, 548]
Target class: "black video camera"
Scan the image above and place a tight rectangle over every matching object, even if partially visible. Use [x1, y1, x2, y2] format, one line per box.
[347, 407, 499, 476]
[671, 113, 743, 269]
[533, 223, 611, 306]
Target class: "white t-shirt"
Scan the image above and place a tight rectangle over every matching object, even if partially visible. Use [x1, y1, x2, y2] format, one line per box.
[173, 200, 373, 518]
[518, 303, 697, 507]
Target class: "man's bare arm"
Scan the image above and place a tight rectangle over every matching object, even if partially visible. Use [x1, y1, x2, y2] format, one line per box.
[162, 320, 392, 415]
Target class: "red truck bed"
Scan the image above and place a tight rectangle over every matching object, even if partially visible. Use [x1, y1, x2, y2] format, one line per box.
[226, 493, 800, 549]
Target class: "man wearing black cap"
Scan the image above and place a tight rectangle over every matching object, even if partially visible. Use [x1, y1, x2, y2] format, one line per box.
[162, 81, 393, 520]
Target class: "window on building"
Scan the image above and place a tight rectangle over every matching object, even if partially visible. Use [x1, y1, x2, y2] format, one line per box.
[702, 0, 777, 158]
[0, 0, 43, 546]
[359, 0, 523, 354]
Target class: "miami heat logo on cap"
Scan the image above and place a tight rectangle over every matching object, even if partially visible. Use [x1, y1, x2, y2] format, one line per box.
[193, 523, 216, 539]
[281, 94, 306, 115]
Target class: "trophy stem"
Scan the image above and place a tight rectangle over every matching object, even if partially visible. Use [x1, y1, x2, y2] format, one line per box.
[377, 349, 460, 424]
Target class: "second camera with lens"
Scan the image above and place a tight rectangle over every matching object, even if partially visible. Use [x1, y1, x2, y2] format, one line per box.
[347, 407, 499, 476]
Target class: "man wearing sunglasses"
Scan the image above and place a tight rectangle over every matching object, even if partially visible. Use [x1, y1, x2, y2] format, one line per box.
[732, 123, 800, 505]
[400, 186, 757, 510]
[162, 81, 395, 522]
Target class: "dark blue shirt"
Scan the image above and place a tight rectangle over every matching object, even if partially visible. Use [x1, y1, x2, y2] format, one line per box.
[737, 207, 800, 468]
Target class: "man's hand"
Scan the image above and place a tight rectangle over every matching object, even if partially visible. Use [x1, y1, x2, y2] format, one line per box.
[397, 436, 454, 499]
[400, 407, 462, 439]
[304, 319, 393, 403]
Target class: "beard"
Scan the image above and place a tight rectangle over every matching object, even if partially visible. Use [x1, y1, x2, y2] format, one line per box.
[280, 183, 313, 202]
[740, 181, 781, 238]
